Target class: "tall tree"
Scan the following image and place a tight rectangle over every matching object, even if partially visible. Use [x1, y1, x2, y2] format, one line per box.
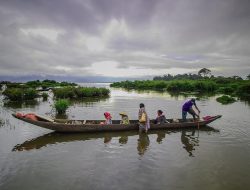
[198, 68, 211, 77]
[247, 74, 250, 80]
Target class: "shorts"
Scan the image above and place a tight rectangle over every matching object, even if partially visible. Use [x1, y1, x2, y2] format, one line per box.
[182, 109, 196, 120]
[182, 111, 187, 120]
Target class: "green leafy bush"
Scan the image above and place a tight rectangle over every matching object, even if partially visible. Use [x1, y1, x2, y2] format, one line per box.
[42, 93, 49, 100]
[54, 99, 69, 114]
[53, 87, 110, 99]
[216, 95, 236, 104]
[24, 88, 37, 100]
[236, 83, 250, 98]
[3, 88, 38, 101]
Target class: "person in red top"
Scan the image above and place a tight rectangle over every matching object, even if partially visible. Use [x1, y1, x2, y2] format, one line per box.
[103, 112, 112, 124]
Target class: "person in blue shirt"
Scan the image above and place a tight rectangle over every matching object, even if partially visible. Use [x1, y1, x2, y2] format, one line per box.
[182, 98, 200, 121]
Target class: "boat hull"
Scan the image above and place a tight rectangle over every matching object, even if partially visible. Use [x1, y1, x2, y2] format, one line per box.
[12, 114, 222, 133]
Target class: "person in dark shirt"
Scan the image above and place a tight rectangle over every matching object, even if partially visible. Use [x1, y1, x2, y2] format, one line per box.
[154, 110, 166, 124]
[182, 98, 200, 121]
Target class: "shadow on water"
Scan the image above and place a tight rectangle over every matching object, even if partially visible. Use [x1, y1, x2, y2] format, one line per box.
[70, 97, 109, 106]
[181, 130, 199, 157]
[4, 100, 39, 109]
[12, 126, 219, 156]
[137, 133, 150, 156]
[168, 91, 217, 99]
[239, 97, 250, 107]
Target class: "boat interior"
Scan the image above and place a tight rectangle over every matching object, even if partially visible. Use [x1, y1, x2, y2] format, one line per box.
[51, 118, 197, 125]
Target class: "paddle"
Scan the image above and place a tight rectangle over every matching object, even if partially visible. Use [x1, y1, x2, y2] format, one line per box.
[197, 112, 200, 130]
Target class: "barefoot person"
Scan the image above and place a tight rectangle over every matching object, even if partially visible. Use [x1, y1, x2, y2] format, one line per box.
[182, 98, 200, 121]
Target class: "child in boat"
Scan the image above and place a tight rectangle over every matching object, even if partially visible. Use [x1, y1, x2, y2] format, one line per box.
[102, 112, 112, 124]
[119, 112, 130, 124]
[154, 110, 166, 124]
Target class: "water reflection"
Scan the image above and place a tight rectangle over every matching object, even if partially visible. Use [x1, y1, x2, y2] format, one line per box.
[119, 136, 128, 144]
[156, 131, 167, 144]
[70, 97, 109, 107]
[117, 87, 217, 100]
[137, 133, 150, 156]
[13, 127, 219, 157]
[4, 100, 39, 109]
[12, 131, 137, 151]
[55, 113, 68, 119]
[0, 118, 4, 127]
[181, 130, 199, 157]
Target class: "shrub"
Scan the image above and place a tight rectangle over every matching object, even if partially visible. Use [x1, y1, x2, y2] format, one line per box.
[24, 88, 38, 100]
[3, 88, 23, 100]
[42, 93, 49, 100]
[216, 95, 236, 104]
[54, 99, 70, 114]
[53, 87, 110, 99]
[217, 87, 234, 94]
[236, 83, 250, 98]
[3, 88, 38, 101]
[53, 87, 75, 99]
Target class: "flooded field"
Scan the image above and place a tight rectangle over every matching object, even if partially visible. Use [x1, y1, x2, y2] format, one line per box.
[0, 83, 250, 190]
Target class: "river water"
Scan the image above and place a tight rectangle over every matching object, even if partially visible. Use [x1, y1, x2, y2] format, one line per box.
[0, 83, 250, 190]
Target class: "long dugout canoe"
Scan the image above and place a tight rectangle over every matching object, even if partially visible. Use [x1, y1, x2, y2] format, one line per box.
[12, 113, 222, 133]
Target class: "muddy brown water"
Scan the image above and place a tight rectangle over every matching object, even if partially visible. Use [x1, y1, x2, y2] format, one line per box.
[0, 83, 250, 190]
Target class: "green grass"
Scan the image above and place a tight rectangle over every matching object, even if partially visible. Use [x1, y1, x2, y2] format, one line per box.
[54, 99, 70, 114]
[111, 80, 218, 92]
[41, 93, 49, 100]
[1, 80, 77, 90]
[216, 95, 236, 104]
[3, 88, 38, 101]
[26, 80, 77, 88]
[53, 87, 110, 99]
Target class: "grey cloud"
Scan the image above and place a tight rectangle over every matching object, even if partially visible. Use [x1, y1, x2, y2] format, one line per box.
[0, 0, 250, 78]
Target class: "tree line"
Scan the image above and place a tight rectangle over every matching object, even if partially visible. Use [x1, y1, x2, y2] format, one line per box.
[153, 68, 249, 81]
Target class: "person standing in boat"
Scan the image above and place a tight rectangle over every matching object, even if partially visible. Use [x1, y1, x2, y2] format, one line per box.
[138, 103, 150, 132]
[182, 98, 200, 121]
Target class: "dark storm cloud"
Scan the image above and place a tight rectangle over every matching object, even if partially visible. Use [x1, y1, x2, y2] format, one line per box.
[0, 0, 250, 77]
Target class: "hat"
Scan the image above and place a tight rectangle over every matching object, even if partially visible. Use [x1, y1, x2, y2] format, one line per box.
[119, 112, 128, 116]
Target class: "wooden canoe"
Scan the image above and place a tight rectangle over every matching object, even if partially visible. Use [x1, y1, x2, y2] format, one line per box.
[12, 113, 222, 133]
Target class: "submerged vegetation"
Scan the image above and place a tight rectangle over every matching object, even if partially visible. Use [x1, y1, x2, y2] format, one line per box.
[0, 80, 77, 89]
[216, 95, 236, 104]
[3, 88, 38, 101]
[111, 71, 250, 100]
[1, 80, 110, 102]
[42, 93, 49, 101]
[53, 87, 110, 99]
[111, 79, 249, 93]
[54, 99, 70, 114]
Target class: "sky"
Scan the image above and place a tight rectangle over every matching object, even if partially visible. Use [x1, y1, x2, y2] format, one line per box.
[0, 0, 250, 80]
